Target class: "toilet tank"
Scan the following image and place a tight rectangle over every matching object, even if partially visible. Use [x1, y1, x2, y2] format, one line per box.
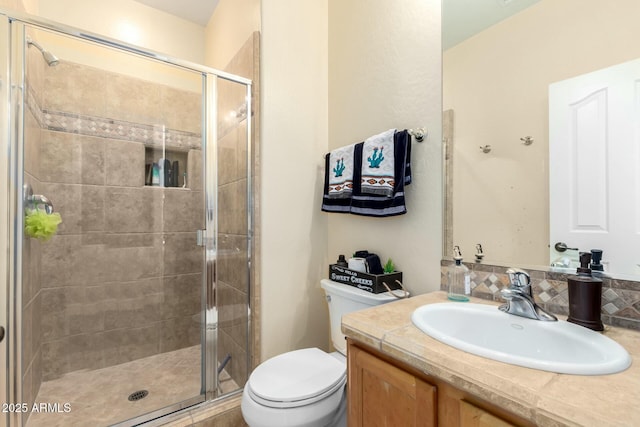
[320, 279, 405, 355]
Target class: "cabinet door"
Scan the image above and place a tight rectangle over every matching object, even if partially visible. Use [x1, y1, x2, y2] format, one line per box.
[348, 345, 436, 427]
[460, 400, 516, 427]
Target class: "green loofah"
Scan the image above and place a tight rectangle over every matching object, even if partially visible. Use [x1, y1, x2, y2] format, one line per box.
[24, 210, 62, 241]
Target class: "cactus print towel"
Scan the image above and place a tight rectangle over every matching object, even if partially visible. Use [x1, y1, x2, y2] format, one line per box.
[361, 129, 396, 197]
[322, 129, 412, 217]
[327, 143, 356, 198]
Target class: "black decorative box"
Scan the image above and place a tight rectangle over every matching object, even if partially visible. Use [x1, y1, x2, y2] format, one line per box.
[328, 264, 403, 294]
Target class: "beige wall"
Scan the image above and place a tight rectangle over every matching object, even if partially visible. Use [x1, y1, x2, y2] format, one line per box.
[0, 0, 24, 12]
[260, 0, 443, 361]
[36, 0, 205, 64]
[327, 0, 443, 297]
[0, 0, 36, 13]
[6, 0, 446, 374]
[260, 0, 329, 360]
[444, 0, 640, 265]
[204, 0, 260, 71]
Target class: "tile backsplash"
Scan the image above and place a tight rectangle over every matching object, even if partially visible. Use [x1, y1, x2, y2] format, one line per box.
[440, 260, 640, 331]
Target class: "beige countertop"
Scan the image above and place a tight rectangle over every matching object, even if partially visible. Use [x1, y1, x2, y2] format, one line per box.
[341, 291, 640, 427]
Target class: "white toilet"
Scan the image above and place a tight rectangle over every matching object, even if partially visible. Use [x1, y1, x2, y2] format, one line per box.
[241, 279, 404, 427]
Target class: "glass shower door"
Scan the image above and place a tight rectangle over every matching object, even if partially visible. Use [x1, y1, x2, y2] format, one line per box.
[17, 24, 207, 427]
[213, 74, 252, 396]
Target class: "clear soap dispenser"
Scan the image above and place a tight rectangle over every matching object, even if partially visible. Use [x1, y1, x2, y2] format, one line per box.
[448, 246, 470, 302]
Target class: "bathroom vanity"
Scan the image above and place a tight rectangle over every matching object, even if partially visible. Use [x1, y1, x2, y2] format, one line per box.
[342, 292, 640, 426]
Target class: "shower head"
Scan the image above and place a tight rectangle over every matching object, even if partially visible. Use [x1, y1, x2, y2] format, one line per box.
[26, 37, 59, 67]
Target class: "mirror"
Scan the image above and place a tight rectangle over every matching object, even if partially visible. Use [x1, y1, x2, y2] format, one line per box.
[443, 0, 640, 279]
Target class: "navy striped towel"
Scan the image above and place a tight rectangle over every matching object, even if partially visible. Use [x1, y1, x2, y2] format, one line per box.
[322, 130, 412, 217]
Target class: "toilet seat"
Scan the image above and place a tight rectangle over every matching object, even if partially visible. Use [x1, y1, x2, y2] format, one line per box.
[246, 348, 346, 409]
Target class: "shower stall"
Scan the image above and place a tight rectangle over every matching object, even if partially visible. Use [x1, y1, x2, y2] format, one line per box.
[0, 10, 253, 427]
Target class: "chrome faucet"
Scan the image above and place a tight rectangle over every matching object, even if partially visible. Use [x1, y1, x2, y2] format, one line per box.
[499, 268, 557, 321]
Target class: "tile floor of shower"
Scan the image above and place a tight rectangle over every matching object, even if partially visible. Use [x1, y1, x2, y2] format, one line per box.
[26, 345, 238, 427]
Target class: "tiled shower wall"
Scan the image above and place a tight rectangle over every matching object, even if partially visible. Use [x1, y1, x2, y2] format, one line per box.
[28, 58, 204, 381]
[440, 260, 640, 330]
[216, 32, 260, 390]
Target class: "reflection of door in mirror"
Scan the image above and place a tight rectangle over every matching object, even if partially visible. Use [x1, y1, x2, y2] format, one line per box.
[549, 58, 640, 277]
[443, 0, 640, 278]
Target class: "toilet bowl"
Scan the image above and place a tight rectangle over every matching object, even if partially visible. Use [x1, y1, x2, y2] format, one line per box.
[241, 279, 405, 427]
[241, 348, 347, 427]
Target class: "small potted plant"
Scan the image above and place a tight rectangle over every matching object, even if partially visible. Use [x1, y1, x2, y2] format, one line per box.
[383, 258, 396, 274]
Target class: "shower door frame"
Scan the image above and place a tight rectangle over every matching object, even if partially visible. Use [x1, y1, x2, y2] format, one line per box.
[0, 14, 12, 427]
[0, 9, 253, 427]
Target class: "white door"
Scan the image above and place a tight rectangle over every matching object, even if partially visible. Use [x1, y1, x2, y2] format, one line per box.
[549, 58, 640, 277]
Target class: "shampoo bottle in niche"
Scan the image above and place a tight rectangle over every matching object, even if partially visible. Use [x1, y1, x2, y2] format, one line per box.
[158, 158, 166, 187]
[448, 246, 470, 302]
[151, 163, 160, 186]
[567, 252, 604, 331]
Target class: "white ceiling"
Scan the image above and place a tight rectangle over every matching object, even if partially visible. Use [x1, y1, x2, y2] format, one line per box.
[135, 0, 535, 46]
[443, 0, 541, 50]
[133, 0, 219, 26]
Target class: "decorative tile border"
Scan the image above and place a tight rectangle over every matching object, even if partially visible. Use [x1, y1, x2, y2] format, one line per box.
[26, 82, 44, 125]
[26, 84, 201, 151]
[440, 260, 640, 331]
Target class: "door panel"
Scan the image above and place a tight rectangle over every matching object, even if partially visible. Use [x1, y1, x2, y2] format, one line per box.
[549, 58, 640, 276]
[20, 25, 207, 427]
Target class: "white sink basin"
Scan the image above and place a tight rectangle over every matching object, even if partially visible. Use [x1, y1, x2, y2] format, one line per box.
[411, 302, 631, 375]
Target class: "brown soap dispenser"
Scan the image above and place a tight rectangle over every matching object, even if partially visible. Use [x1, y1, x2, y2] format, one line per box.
[567, 252, 604, 331]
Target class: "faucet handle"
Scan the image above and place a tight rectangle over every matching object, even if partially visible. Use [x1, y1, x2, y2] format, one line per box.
[506, 268, 530, 289]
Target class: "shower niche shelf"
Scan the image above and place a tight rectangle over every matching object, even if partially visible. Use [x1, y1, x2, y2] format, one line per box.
[144, 146, 189, 188]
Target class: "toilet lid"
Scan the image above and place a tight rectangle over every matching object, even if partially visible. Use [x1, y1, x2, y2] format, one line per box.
[248, 348, 346, 408]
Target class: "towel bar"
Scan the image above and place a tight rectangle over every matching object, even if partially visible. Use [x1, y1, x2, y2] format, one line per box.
[408, 127, 427, 142]
[323, 128, 427, 160]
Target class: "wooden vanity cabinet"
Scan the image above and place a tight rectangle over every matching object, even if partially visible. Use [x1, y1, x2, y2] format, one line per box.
[348, 343, 437, 426]
[347, 340, 532, 427]
[459, 401, 515, 427]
